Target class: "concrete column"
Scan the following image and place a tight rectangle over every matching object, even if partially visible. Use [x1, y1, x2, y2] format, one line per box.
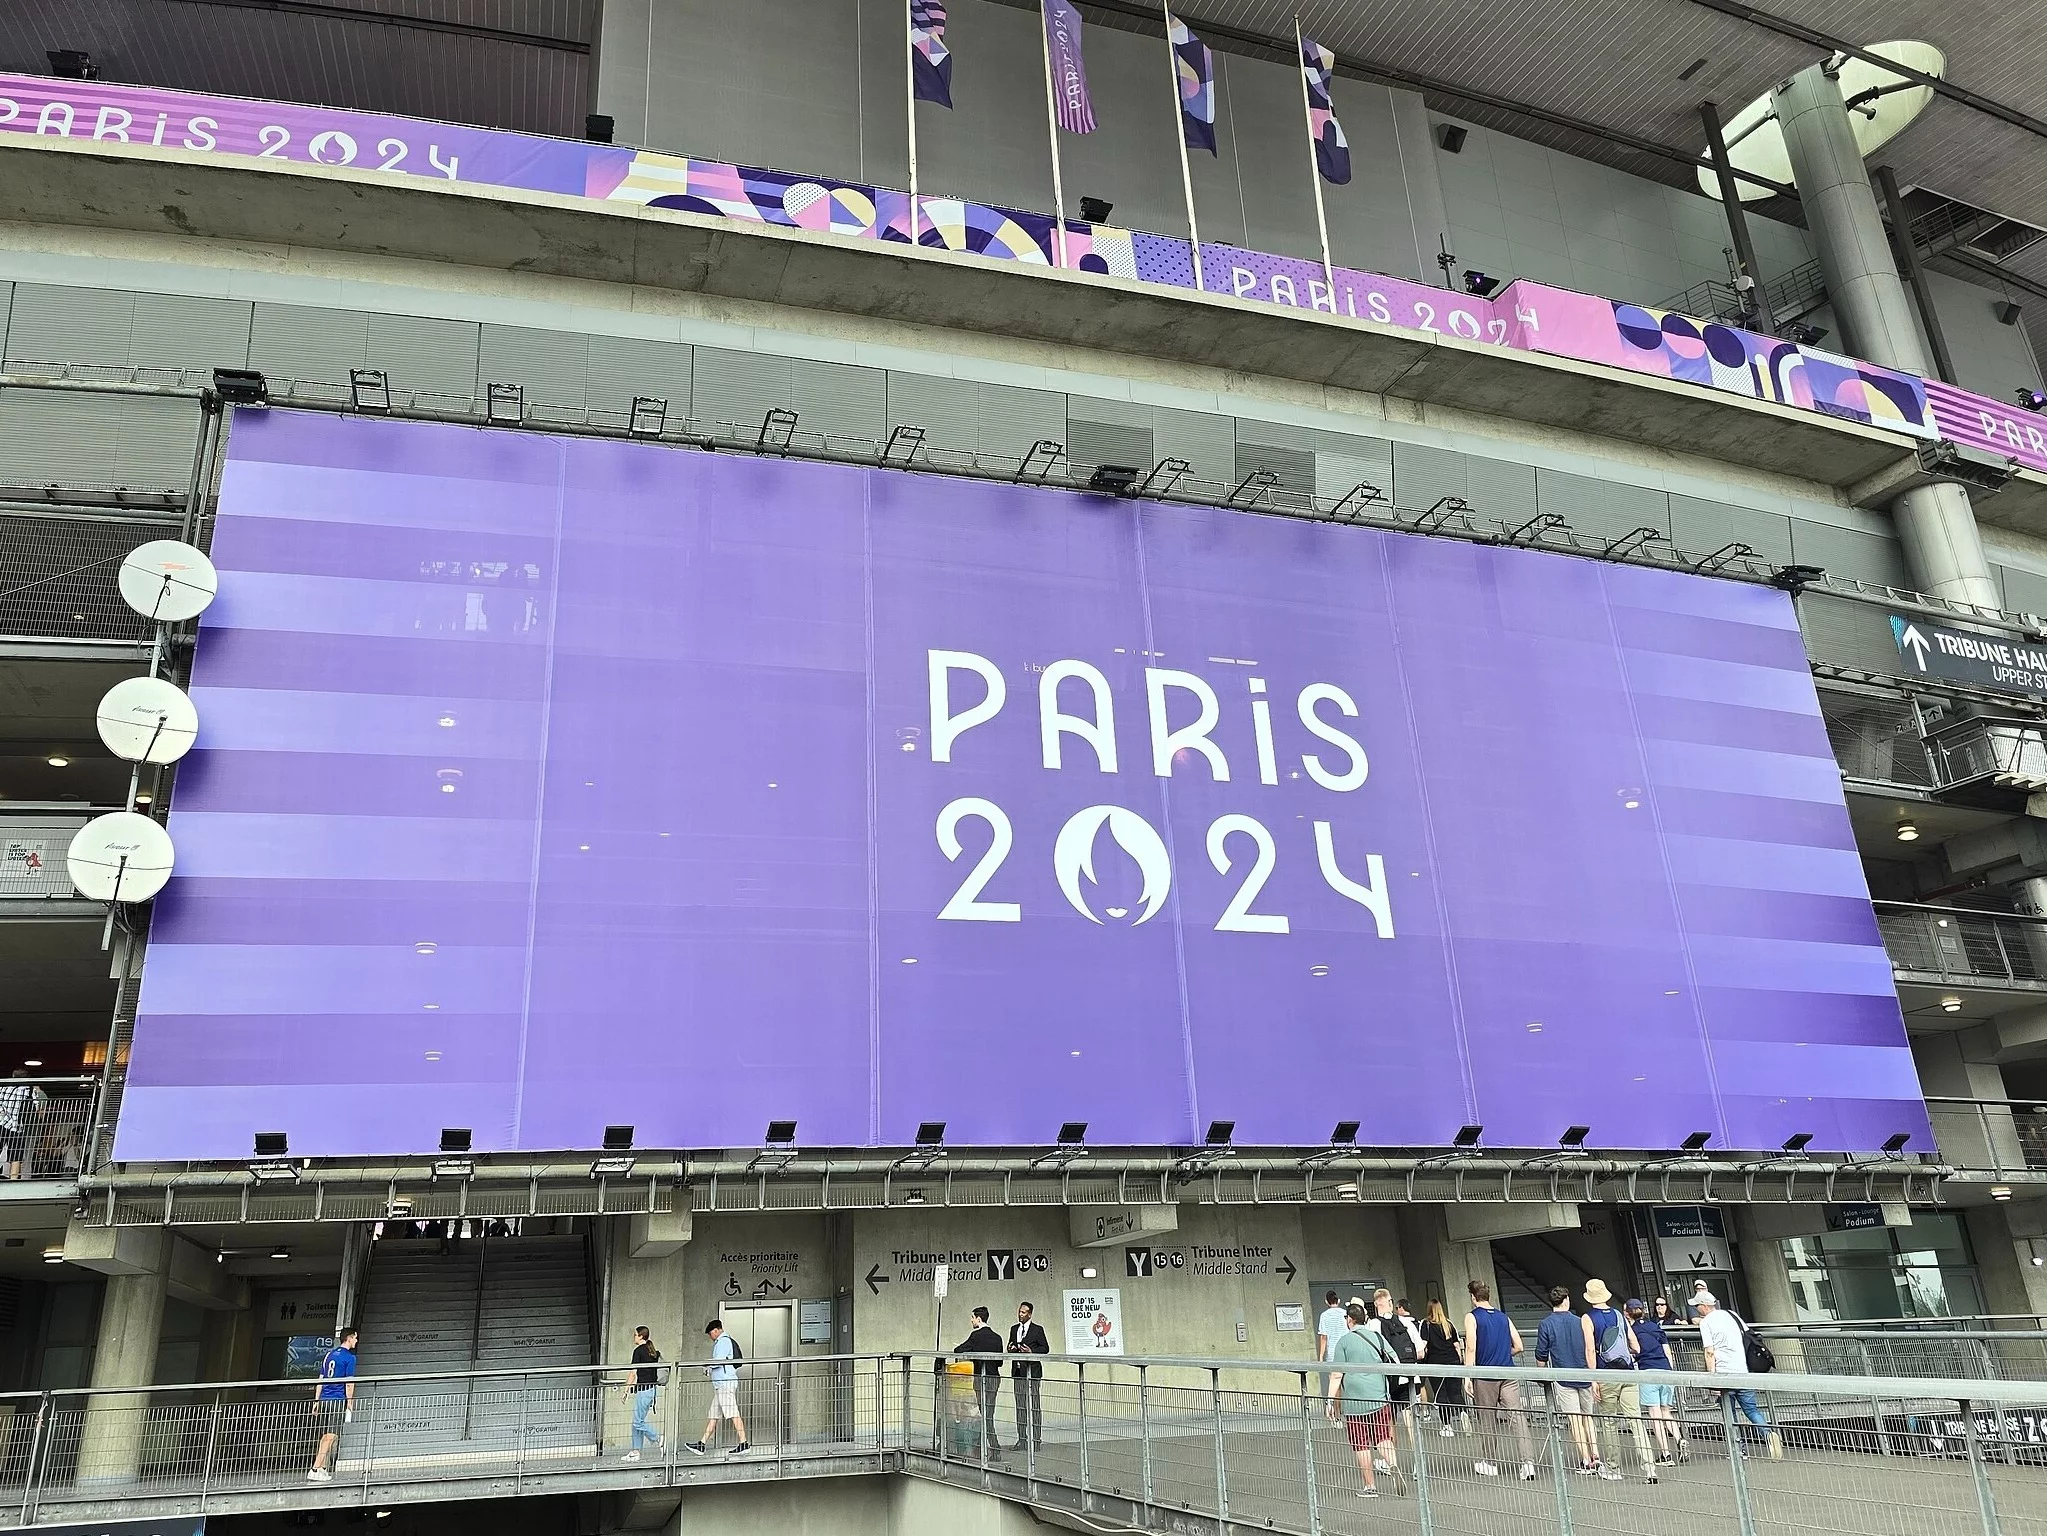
[1966, 1203, 2047, 1319]
[76, 1263, 169, 1485]
[1396, 1205, 1499, 1315]
[1728, 1209, 1804, 1370]
[1774, 61, 1998, 612]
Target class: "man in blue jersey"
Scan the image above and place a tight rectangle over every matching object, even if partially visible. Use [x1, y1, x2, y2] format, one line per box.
[1460, 1281, 1535, 1481]
[307, 1327, 358, 1482]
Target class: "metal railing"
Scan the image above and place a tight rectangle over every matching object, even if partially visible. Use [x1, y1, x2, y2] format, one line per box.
[1926, 1097, 2047, 1178]
[0, 1078, 97, 1184]
[1875, 903, 2047, 989]
[1821, 687, 1936, 787]
[1928, 718, 2047, 794]
[0, 810, 92, 902]
[1, 1353, 2043, 1533]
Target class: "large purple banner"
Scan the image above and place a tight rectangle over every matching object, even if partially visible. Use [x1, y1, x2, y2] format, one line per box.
[116, 411, 1925, 1160]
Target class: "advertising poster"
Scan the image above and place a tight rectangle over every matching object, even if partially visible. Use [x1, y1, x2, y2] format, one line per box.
[1064, 1289, 1123, 1355]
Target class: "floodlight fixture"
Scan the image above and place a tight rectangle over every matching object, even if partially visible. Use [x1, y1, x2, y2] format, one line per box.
[756, 407, 798, 453]
[585, 113, 615, 143]
[439, 1127, 471, 1153]
[1781, 1133, 1814, 1154]
[1058, 1122, 1088, 1145]
[254, 1132, 288, 1158]
[1997, 302, 2024, 327]
[1205, 1120, 1235, 1147]
[628, 396, 668, 437]
[41, 1245, 64, 1265]
[916, 1121, 946, 1147]
[1768, 563, 1826, 594]
[1078, 196, 1114, 224]
[1302, 1119, 1363, 1168]
[1032, 1120, 1090, 1168]
[350, 369, 391, 412]
[270, 1245, 292, 1261]
[603, 1125, 635, 1151]
[1462, 270, 1500, 297]
[1413, 1124, 1485, 1172]
[590, 1155, 637, 1179]
[1882, 1132, 1912, 1154]
[1560, 1125, 1591, 1150]
[1436, 124, 1467, 154]
[213, 369, 269, 406]
[47, 50, 97, 80]
[1454, 1124, 1483, 1149]
[766, 1120, 798, 1146]
[1087, 463, 1142, 496]
[1993, 1184, 2014, 1201]
[429, 1158, 474, 1182]
[2017, 388, 2047, 413]
[1681, 1131, 1713, 1153]
[1331, 1120, 1360, 1146]
[750, 1120, 801, 1173]
[486, 382, 525, 424]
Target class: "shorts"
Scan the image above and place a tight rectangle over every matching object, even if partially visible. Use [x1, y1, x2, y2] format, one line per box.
[1344, 1407, 1394, 1450]
[1639, 1383, 1675, 1409]
[710, 1383, 740, 1420]
[1550, 1384, 1592, 1416]
[318, 1398, 348, 1432]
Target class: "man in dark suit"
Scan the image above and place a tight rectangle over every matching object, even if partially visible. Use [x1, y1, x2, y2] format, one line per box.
[954, 1306, 1007, 1456]
[1008, 1300, 1051, 1452]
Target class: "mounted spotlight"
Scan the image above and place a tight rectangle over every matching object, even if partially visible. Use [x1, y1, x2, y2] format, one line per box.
[1461, 270, 1500, 297]
[1882, 1132, 1911, 1154]
[1086, 463, 1142, 496]
[1941, 995, 1962, 1014]
[254, 1132, 288, 1158]
[1680, 1131, 1713, 1153]
[916, 1121, 946, 1147]
[2016, 388, 2047, 413]
[1413, 1124, 1485, 1173]
[1301, 1119, 1362, 1169]
[1077, 196, 1114, 224]
[1781, 1133, 1813, 1154]
[603, 1125, 634, 1151]
[439, 1127, 472, 1154]
[1174, 1120, 1237, 1176]
[213, 369, 269, 406]
[750, 1119, 800, 1172]
[1768, 563, 1826, 595]
[1033, 1121, 1090, 1169]
[270, 1245, 292, 1261]
[429, 1158, 474, 1182]
[766, 1120, 798, 1146]
[893, 1121, 947, 1172]
[1205, 1120, 1235, 1147]
[1453, 1124, 1482, 1149]
[1436, 124, 1467, 153]
[1058, 1122, 1088, 1146]
[584, 113, 615, 143]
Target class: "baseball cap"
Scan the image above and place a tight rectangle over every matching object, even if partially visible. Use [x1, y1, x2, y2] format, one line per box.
[1693, 1291, 1720, 1307]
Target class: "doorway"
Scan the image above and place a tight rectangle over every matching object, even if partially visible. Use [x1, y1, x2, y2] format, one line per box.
[719, 1304, 792, 1445]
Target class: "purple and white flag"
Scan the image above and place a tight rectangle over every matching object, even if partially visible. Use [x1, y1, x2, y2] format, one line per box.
[1301, 37, 1351, 185]
[910, 1, 953, 108]
[1171, 16, 1217, 155]
[1043, 0, 1097, 134]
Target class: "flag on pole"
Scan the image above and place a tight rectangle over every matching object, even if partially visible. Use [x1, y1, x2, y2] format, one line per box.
[1299, 36, 1351, 184]
[1043, 0, 1097, 134]
[910, 1, 952, 108]
[1170, 17, 1216, 154]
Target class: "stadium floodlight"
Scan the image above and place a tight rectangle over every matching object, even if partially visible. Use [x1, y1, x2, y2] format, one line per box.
[1781, 1133, 1813, 1155]
[213, 369, 269, 406]
[892, 1121, 947, 1172]
[628, 396, 668, 438]
[1883, 1132, 1912, 1154]
[1302, 1120, 1362, 1168]
[1086, 463, 1142, 496]
[756, 407, 798, 453]
[1174, 1120, 1237, 1176]
[2019, 389, 2047, 413]
[486, 382, 524, 424]
[750, 1120, 801, 1173]
[1768, 563, 1826, 594]
[1462, 270, 1500, 297]
[1681, 1131, 1713, 1153]
[1560, 1125, 1591, 1150]
[1032, 1121, 1090, 1169]
[1078, 196, 1114, 224]
[254, 1132, 288, 1158]
[350, 369, 391, 413]
[439, 1127, 471, 1153]
[882, 424, 925, 465]
[603, 1125, 634, 1151]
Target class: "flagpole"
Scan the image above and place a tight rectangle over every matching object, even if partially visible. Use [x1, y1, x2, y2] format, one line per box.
[906, 3, 922, 248]
[1293, 15, 1335, 296]
[1038, 0, 1071, 268]
[1162, 3, 1204, 290]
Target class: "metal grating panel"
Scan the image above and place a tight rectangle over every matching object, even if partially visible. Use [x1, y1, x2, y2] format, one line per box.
[1390, 440, 1468, 510]
[2, 284, 137, 370]
[1800, 592, 1911, 675]
[885, 371, 977, 458]
[0, 392, 193, 492]
[111, 394, 206, 491]
[1154, 408, 1237, 484]
[978, 384, 1066, 466]
[1234, 439, 1315, 496]
[692, 347, 794, 434]
[586, 335, 693, 426]
[790, 359, 885, 443]
[478, 324, 590, 412]
[1535, 467, 1671, 543]
[128, 294, 252, 373]
[1069, 419, 1154, 474]
[368, 313, 482, 407]
[1788, 520, 1912, 587]
[1464, 456, 1539, 524]
[1068, 396, 1152, 430]
[0, 511, 167, 641]
[249, 303, 372, 393]
[1669, 495, 1794, 565]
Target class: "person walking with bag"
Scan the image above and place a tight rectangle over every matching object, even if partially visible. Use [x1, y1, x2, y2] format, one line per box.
[1418, 1300, 1465, 1435]
[1326, 1301, 1405, 1498]
[1627, 1298, 1689, 1466]
[1584, 1280, 1656, 1484]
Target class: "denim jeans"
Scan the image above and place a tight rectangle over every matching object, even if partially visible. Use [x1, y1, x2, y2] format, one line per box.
[631, 1386, 661, 1449]
[1721, 1388, 1769, 1443]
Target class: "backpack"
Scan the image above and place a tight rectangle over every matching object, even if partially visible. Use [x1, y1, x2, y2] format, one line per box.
[729, 1339, 742, 1363]
[1732, 1314, 1774, 1374]
[1375, 1317, 1418, 1366]
[1597, 1312, 1635, 1368]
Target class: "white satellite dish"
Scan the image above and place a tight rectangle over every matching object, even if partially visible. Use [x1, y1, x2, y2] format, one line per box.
[96, 676, 200, 764]
[118, 540, 219, 623]
[67, 812, 176, 903]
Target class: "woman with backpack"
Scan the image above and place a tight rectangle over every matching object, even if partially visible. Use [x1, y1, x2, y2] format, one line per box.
[1418, 1300, 1465, 1434]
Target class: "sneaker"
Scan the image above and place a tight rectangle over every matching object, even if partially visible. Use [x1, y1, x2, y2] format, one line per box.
[1357, 1486, 1380, 1499]
[1519, 1463, 1538, 1481]
[307, 1468, 333, 1482]
[1373, 1457, 1394, 1474]
[1440, 1425, 1457, 1437]
[1646, 1471, 1659, 1485]
[684, 1441, 707, 1456]
[730, 1442, 750, 1456]
[1598, 1465, 1624, 1482]
[1657, 1453, 1675, 1466]
[1473, 1461, 1499, 1477]
[1574, 1462, 1597, 1476]
[1766, 1432, 1784, 1460]
[621, 1451, 640, 1463]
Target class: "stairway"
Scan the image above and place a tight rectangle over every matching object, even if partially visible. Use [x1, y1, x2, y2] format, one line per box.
[1491, 1247, 1551, 1338]
[348, 1233, 595, 1464]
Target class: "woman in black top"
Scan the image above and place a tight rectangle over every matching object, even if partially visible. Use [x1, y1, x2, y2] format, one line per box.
[625, 1326, 663, 1459]
[1418, 1300, 1465, 1430]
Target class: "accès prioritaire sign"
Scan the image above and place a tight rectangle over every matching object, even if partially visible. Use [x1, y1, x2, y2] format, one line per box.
[115, 411, 1924, 1160]
[1892, 614, 2047, 697]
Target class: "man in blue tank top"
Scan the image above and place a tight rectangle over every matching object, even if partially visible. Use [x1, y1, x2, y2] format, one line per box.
[1460, 1281, 1534, 1480]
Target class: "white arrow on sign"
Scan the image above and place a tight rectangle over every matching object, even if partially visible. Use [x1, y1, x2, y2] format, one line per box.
[1899, 624, 1932, 671]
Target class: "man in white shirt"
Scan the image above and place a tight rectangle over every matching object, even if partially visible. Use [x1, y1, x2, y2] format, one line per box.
[1694, 1293, 1781, 1459]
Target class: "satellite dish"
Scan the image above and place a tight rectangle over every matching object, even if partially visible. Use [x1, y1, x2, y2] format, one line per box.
[67, 812, 176, 903]
[96, 676, 200, 764]
[118, 540, 219, 623]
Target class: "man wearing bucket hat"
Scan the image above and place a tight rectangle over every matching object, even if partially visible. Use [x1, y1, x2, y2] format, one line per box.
[1584, 1279, 1657, 1484]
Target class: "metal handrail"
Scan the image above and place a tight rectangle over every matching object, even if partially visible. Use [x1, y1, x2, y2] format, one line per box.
[1874, 902, 2047, 989]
